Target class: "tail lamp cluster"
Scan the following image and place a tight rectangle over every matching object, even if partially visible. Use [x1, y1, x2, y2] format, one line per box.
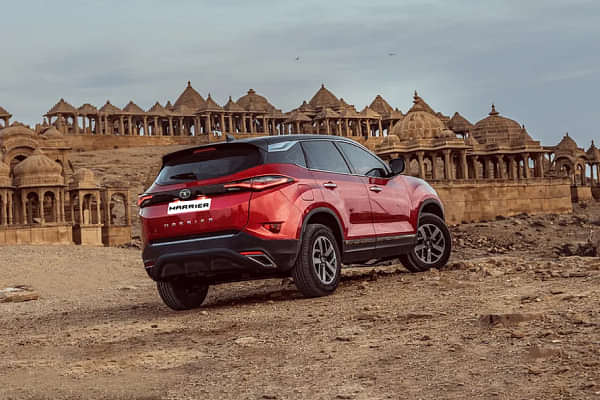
[137, 175, 293, 207]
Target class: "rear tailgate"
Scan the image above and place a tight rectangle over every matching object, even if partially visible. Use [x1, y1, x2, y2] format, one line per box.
[139, 143, 263, 243]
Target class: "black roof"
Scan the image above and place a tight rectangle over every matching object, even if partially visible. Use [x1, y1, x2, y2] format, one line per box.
[162, 135, 364, 163]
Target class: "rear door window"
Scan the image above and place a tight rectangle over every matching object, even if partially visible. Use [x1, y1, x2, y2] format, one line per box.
[301, 140, 350, 174]
[265, 142, 306, 167]
[156, 144, 262, 185]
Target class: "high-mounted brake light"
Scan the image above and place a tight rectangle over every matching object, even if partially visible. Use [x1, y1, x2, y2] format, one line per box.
[224, 175, 294, 191]
[138, 194, 153, 207]
[193, 147, 216, 154]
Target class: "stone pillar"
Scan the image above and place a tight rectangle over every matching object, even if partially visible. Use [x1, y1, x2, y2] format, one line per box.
[152, 117, 158, 136]
[7, 195, 13, 225]
[205, 114, 212, 134]
[126, 117, 132, 135]
[325, 118, 330, 135]
[192, 117, 199, 135]
[495, 156, 504, 179]
[417, 151, 426, 179]
[365, 119, 371, 137]
[431, 155, 439, 180]
[143, 117, 148, 136]
[78, 195, 84, 225]
[250, 115, 255, 134]
[95, 197, 101, 225]
[1, 195, 6, 226]
[241, 114, 247, 133]
[378, 119, 383, 137]
[168, 117, 174, 136]
[473, 157, 481, 180]
[74, 113, 79, 134]
[357, 119, 363, 137]
[461, 151, 468, 179]
[523, 153, 530, 179]
[38, 190, 44, 225]
[263, 116, 268, 134]
[344, 119, 349, 136]
[21, 195, 26, 224]
[443, 150, 452, 180]
[119, 116, 124, 135]
[228, 115, 234, 133]
[537, 154, 545, 178]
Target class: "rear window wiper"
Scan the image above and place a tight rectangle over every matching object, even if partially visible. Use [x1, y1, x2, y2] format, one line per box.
[169, 173, 198, 180]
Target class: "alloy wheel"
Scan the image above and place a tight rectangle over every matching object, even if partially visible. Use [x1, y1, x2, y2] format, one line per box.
[414, 223, 446, 265]
[312, 236, 337, 284]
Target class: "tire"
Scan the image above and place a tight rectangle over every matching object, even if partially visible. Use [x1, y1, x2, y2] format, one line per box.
[292, 224, 342, 298]
[156, 278, 209, 311]
[400, 213, 451, 272]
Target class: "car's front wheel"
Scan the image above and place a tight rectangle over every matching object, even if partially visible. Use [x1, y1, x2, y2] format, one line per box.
[292, 224, 342, 297]
[157, 278, 209, 310]
[400, 212, 451, 272]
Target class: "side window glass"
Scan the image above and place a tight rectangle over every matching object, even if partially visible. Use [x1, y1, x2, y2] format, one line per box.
[336, 142, 387, 176]
[267, 143, 306, 167]
[301, 141, 350, 174]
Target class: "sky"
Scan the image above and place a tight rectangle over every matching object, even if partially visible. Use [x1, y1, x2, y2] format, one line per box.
[1, 0, 599, 147]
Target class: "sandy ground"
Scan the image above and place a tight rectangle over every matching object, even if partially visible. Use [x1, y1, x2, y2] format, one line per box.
[1, 147, 598, 399]
[1, 236, 599, 399]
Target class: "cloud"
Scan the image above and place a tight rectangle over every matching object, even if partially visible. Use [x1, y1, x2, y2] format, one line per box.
[0, 0, 598, 147]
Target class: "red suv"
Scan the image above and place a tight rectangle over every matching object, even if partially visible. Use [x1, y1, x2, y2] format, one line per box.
[139, 135, 451, 310]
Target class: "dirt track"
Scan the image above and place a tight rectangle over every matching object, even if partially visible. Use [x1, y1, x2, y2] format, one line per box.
[3, 146, 600, 398]
[1, 242, 599, 399]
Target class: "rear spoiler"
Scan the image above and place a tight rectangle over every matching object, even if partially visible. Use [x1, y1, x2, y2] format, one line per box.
[161, 140, 268, 165]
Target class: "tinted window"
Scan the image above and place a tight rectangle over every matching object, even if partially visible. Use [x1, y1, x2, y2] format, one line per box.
[337, 142, 387, 177]
[266, 142, 306, 167]
[301, 140, 350, 174]
[156, 144, 262, 185]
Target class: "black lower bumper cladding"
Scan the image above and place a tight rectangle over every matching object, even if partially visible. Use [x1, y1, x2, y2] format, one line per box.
[142, 231, 299, 282]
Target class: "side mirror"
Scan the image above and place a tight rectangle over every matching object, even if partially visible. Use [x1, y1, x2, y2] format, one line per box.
[389, 157, 405, 175]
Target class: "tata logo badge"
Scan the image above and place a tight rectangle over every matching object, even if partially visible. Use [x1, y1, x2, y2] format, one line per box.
[179, 189, 192, 200]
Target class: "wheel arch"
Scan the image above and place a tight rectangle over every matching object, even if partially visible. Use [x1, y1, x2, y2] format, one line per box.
[300, 207, 345, 254]
[418, 198, 445, 222]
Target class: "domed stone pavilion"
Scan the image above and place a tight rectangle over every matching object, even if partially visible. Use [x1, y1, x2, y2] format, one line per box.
[0, 122, 130, 245]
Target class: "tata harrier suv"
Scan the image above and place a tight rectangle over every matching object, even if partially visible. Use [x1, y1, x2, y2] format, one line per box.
[139, 135, 451, 310]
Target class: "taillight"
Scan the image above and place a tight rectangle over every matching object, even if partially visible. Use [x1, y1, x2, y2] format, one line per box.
[138, 194, 153, 207]
[224, 175, 294, 191]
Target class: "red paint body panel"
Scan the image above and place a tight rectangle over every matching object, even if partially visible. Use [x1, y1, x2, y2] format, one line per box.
[140, 147, 444, 258]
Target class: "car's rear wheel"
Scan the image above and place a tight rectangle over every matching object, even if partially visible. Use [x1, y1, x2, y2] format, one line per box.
[400, 213, 451, 272]
[157, 278, 209, 310]
[292, 224, 341, 297]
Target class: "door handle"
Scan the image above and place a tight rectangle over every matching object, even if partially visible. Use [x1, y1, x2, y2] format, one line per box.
[369, 186, 382, 193]
[323, 182, 337, 189]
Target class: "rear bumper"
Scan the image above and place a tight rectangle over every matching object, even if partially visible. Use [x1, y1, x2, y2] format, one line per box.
[142, 231, 299, 282]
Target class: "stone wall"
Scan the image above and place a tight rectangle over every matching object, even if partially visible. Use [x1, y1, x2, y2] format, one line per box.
[0, 224, 72, 245]
[432, 178, 573, 224]
[570, 186, 593, 203]
[102, 225, 132, 247]
[66, 135, 209, 151]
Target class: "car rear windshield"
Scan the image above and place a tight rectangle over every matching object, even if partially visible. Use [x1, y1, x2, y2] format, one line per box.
[155, 144, 263, 185]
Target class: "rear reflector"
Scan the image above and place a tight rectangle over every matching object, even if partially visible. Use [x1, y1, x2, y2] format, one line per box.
[240, 251, 276, 268]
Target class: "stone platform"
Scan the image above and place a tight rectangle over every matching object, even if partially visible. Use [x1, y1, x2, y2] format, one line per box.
[433, 178, 573, 224]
